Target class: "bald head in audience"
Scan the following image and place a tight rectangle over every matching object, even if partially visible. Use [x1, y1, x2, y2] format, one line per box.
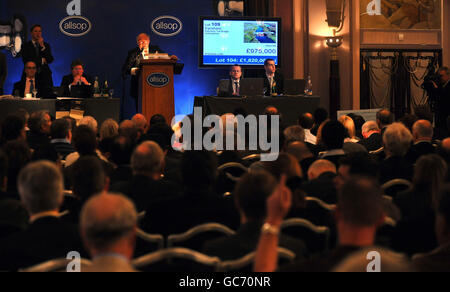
[79, 116, 98, 134]
[285, 141, 314, 162]
[132, 114, 148, 136]
[308, 159, 337, 181]
[377, 109, 394, 130]
[412, 120, 433, 142]
[80, 193, 138, 271]
[131, 141, 165, 180]
[119, 120, 139, 143]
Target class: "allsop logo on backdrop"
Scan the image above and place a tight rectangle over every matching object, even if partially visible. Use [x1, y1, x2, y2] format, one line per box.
[147, 73, 170, 88]
[151, 16, 183, 37]
[59, 0, 92, 37]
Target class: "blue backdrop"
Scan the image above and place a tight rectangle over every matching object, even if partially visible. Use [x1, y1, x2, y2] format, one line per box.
[2, 0, 229, 119]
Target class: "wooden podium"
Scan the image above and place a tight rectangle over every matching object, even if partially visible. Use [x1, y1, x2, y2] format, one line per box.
[139, 59, 177, 124]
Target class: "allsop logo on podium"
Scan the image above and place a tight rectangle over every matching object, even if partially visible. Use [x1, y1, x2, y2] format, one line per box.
[151, 16, 183, 37]
[147, 73, 170, 88]
[59, 16, 91, 37]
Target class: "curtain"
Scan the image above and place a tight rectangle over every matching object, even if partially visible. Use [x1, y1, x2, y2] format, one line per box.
[245, 0, 273, 16]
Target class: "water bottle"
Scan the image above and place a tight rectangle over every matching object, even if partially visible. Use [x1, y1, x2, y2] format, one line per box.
[102, 80, 109, 97]
[304, 75, 313, 96]
[93, 77, 100, 95]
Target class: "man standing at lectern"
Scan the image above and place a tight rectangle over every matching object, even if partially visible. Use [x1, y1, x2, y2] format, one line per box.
[122, 33, 177, 112]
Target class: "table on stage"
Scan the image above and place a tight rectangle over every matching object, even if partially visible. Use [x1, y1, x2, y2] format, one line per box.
[194, 95, 321, 125]
[0, 98, 120, 126]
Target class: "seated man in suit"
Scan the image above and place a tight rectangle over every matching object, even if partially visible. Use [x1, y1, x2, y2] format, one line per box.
[0, 51, 6, 95]
[60, 59, 94, 97]
[50, 118, 75, 160]
[0, 161, 86, 271]
[81, 193, 138, 272]
[13, 61, 53, 98]
[218, 64, 243, 97]
[203, 171, 307, 261]
[406, 119, 436, 164]
[358, 121, 382, 152]
[263, 59, 284, 96]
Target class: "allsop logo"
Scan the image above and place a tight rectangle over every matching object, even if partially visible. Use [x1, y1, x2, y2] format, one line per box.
[151, 16, 183, 37]
[147, 73, 170, 88]
[59, 16, 91, 37]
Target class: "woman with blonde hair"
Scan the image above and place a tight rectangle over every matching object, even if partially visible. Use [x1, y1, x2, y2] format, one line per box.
[338, 115, 359, 143]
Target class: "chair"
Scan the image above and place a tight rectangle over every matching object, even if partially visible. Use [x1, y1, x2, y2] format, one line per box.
[281, 218, 330, 254]
[218, 162, 248, 181]
[375, 217, 398, 249]
[216, 248, 296, 272]
[19, 258, 92, 272]
[369, 147, 384, 155]
[167, 223, 236, 251]
[134, 228, 165, 258]
[132, 248, 220, 272]
[305, 197, 336, 212]
[242, 154, 261, 167]
[381, 179, 412, 198]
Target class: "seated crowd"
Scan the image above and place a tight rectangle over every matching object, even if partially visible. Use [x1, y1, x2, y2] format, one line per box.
[0, 105, 450, 272]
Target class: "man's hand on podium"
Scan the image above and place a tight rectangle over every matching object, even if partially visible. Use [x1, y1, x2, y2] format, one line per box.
[131, 67, 139, 76]
[171, 55, 178, 61]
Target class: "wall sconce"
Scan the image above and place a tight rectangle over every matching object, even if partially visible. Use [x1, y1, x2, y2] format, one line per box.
[325, 31, 343, 60]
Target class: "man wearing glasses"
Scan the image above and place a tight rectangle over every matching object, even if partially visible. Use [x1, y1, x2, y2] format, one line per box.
[12, 61, 52, 98]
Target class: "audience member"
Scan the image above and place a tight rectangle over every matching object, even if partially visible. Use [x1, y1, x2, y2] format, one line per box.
[109, 135, 134, 185]
[1, 114, 26, 146]
[285, 141, 316, 177]
[338, 115, 359, 143]
[0, 161, 85, 271]
[376, 109, 394, 137]
[3, 141, 31, 198]
[393, 154, 447, 256]
[406, 120, 436, 164]
[27, 110, 51, 150]
[413, 186, 450, 272]
[298, 113, 316, 145]
[50, 118, 75, 159]
[379, 122, 414, 184]
[311, 108, 328, 136]
[359, 121, 382, 152]
[79, 116, 98, 134]
[318, 121, 347, 168]
[80, 193, 138, 272]
[132, 114, 149, 137]
[301, 159, 337, 204]
[203, 171, 307, 260]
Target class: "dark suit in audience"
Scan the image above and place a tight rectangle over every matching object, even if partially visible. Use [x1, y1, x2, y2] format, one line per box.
[50, 139, 75, 160]
[358, 133, 382, 152]
[0, 216, 85, 271]
[111, 175, 180, 212]
[300, 172, 338, 204]
[379, 156, 413, 185]
[203, 220, 307, 261]
[413, 244, 450, 272]
[0, 196, 29, 239]
[406, 141, 436, 165]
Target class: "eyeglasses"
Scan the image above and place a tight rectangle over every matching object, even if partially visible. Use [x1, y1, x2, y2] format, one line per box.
[26, 67, 37, 70]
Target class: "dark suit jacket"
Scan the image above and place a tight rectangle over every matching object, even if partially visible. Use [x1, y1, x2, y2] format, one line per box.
[13, 76, 53, 98]
[60, 74, 94, 97]
[300, 172, 338, 204]
[21, 41, 54, 86]
[263, 71, 284, 96]
[202, 220, 307, 261]
[379, 156, 413, 185]
[110, 174, 180, 212]
[0, 216, 86, 271]
[218, 78, 243, 97]
[0, 52, 6, 95]
[142, 188, 240, 236]
[406, 141, 436, 165]
[358, 133, 382, 152]
[122, 46, 164, 98]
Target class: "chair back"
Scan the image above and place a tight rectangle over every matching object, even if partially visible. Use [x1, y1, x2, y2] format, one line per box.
[281, 218, 330, 254]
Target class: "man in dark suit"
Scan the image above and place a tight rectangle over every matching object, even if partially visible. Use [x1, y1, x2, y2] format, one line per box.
[122, 33, 177, 111]
[111, 141, 180, 212]
[20, 24, 54, 88]
[13, 61, 53, 98]
[431, 67, 450, 131]
[0, 161, 86, 271]
[218, 64, 243, 97]
[60, 59, 94, 97]
[263, 59, 284, 96]
[0, 52, 6, 95]
[406, 119, 436, 164]
[50, 118, 75, 160]
[203, 171, 307, 261]
[359, 121, 382, 152]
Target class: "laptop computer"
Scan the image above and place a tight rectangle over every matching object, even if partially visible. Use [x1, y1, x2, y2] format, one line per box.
[70, 84, 93, 99]
[284, 79, 306, 96]
[239, 78, 264, 97]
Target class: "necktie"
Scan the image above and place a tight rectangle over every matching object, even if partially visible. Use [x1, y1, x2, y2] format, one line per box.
[29, 79, 35, 96]
[34, 42, 40, 57]
[234, 81, 239, 96]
